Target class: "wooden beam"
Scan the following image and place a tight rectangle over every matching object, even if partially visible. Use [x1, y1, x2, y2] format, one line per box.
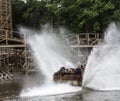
[70, 44, 120, 48]
[0, 45, 25, 48]
[70, 45, 94, 48]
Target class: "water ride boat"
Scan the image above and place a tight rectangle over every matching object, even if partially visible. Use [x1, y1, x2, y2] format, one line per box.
[53, 66, 84, 86]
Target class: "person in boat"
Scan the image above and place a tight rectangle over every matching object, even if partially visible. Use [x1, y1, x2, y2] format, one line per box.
[54, 67, 68, 76]
[75, 65, 81, 75]
[68, 68, 75, 74]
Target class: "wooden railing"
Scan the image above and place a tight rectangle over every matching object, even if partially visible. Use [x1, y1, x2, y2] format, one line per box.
[66, 33, 101, 47]
[0, 29, 23, 44]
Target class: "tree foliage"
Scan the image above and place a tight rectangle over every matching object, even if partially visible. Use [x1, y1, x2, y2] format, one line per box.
[11, 0, 120, 33]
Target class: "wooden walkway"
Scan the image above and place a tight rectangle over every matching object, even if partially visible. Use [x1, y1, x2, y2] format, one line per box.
[66, 33, 100, 48]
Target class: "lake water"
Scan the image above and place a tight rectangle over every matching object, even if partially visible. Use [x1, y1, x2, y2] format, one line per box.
[1, 78, 120, 101]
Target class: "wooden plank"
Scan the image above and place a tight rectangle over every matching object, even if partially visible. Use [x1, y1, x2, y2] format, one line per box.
[7, 38, 23, 43]
[70, 44, 120, 48]
[0, 38, 23, 43]
[0, 45, 25, 48]
[70, 45, 94, 48]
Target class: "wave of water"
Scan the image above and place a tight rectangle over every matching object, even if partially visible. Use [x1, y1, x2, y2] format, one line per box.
[19, 25, 81, 97]
[20, 84, 81, 97]
[83, 23, 120, 90]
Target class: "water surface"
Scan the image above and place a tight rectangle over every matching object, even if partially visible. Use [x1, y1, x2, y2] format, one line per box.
[1, 80, 120, 101]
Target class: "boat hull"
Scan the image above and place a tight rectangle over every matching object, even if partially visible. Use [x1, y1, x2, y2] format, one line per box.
[53, 74, 82, 86]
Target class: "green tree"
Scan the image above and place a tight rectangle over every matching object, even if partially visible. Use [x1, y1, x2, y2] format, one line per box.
[12, 0, 26, 29]
[22, 0, 49, 28]
[12, 0, 120, 33]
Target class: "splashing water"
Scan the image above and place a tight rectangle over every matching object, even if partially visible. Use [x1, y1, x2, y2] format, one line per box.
[20, 84, 81, 97]
[19, 25, 81, 97]
[83, 23, 120, 90]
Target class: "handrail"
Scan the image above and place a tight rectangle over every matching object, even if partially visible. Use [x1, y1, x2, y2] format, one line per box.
[66, 33, 100, 46]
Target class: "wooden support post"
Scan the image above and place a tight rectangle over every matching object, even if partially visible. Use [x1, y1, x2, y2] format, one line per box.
[96, 33, 99, 39]
[0, 48, 1, 68]
[77, 35, 80, 44]
[6, 30, 8, 44]
[24, 34, 28, 75]
[86, 33, 89, 45]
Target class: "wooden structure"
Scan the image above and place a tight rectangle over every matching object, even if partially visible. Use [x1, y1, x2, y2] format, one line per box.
[66, 33, 100, 47]
[66, 33, 101, 64]
[0, 0, 35, 76]
[0, 0, 13, 40]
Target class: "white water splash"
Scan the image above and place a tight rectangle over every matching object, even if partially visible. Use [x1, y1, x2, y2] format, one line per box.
[19, 25, 81, 97]
[83, 23, 120, 90]
[20, 84, 81, 97]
